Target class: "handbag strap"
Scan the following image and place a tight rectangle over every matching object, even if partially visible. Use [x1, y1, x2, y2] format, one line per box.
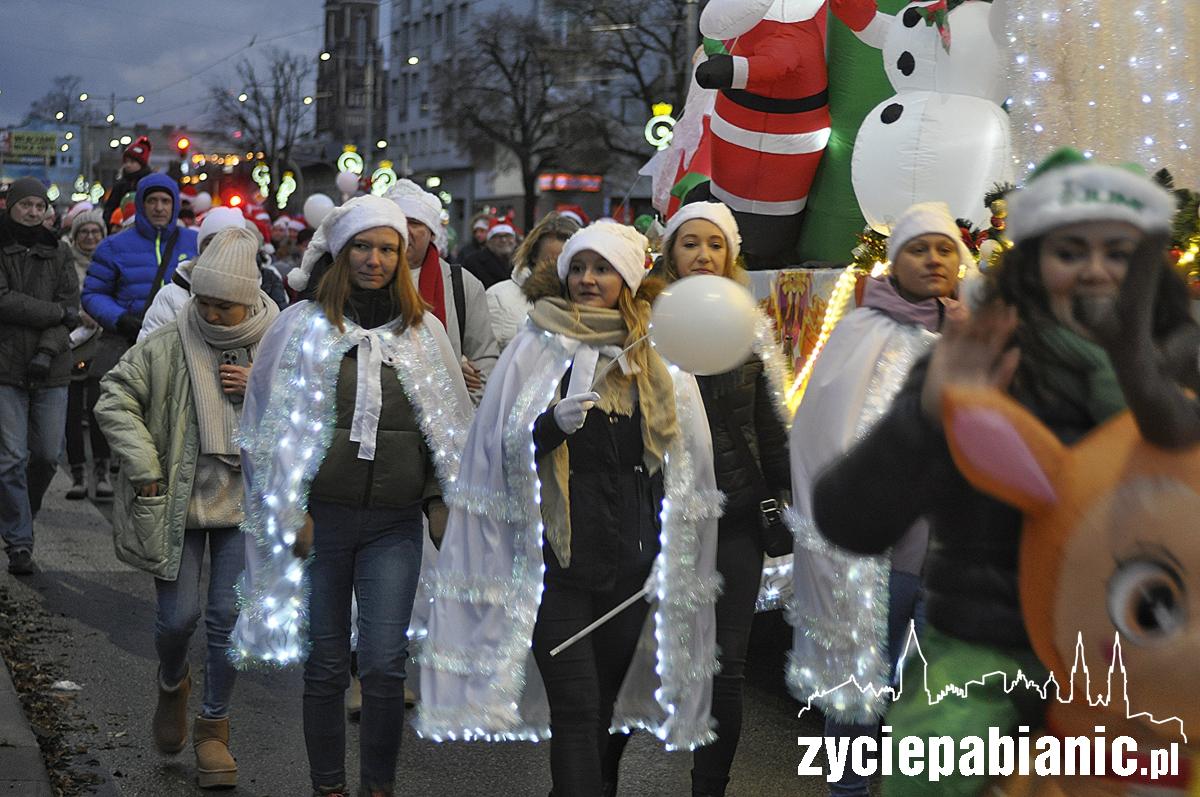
[142, 228, 180, 316]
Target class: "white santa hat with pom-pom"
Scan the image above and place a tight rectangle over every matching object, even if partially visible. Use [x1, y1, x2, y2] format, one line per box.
[288, 195, 410, 291]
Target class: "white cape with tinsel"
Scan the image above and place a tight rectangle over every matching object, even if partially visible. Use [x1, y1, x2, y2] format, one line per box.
[230, 301, 473, 666]
[415, 320, 723, 750]
[786, 307, 935, 722]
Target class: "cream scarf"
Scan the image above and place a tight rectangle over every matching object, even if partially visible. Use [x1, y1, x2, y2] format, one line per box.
[179, 292, 279, 460]
[528, 296, 679, 565]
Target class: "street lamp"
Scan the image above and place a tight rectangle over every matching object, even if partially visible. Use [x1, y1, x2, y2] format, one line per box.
[320, 51, 331, 61]
[135, 95, 145, 104]
[376, 139, 387, 149]
[79, 92, 88, 101]
[303, 96, 314, 105]
[407, 56, 419, 65]
[55, 111, 65, 120]
[238, 92, 249, 102]
[64, 132, 73, 140]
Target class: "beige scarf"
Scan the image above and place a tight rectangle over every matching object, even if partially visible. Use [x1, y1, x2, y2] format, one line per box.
[528, 297, 679, 566]
[179, 292, 279, 460]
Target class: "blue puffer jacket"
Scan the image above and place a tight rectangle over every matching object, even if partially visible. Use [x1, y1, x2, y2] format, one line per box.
[82, 174, 198, 331]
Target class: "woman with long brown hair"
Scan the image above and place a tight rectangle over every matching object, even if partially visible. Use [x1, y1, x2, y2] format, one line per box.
[419, 222, 722, 796]
[485, 210, 580, 350]
[232, 196, 472, 797]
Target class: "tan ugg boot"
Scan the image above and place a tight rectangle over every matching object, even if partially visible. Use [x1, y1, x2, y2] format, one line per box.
[193, 715, 238, 789]
[153, 666, 191, 754]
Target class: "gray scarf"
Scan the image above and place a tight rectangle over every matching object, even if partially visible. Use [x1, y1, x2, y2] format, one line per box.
[178, 292, 279, 459]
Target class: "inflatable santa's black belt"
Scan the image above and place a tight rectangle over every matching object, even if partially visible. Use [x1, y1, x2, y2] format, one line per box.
[720, 88, 829, 115]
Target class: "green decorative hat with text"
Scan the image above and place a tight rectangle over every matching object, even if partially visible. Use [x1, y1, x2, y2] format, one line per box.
[1007, 148, 1176, 244]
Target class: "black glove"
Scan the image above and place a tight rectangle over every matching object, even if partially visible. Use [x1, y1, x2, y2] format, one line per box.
[61, 305, 81, 329]
[27, 350, 53, 382]
[695, 55, 735, 89]
[116, 312, 144, 340]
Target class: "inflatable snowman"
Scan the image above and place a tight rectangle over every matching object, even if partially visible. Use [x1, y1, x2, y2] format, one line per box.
[851, 0, 1012, 233]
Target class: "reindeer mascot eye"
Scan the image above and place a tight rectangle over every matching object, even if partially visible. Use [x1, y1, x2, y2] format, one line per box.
[1107, 559, 1187, 644]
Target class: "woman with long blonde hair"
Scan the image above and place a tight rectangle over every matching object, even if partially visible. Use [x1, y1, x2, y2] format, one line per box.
[419, 222, 723, 796]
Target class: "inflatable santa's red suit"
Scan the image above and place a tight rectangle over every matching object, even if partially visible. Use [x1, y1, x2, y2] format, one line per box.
[696, 0, 873, 267]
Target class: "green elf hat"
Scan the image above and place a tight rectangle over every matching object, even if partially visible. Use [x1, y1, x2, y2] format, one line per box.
[1007, 148, 1176, 245]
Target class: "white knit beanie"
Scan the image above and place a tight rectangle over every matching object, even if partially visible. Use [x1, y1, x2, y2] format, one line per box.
[288, 195, 410, 291]
[886, 201, 973, 270]
[663, 201, 741, 265]
[1007, 148, 1175, 245]
[556, 221, 650, 291]
[190, 227, 262, 306]
[198, 207, 247, 249]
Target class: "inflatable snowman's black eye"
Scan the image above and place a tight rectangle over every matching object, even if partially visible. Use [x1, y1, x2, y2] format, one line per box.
[1107, 559, 1187, 646]
[881, 103, 904, 124]
[898, 52, 915, 76]
[903, 7, 922, 27]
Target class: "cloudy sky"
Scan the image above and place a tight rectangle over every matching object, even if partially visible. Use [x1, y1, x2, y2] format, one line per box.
[0, 0, 387, 130]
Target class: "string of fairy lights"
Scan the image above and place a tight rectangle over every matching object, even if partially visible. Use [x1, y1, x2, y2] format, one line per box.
[1006, 1, 1198, 183]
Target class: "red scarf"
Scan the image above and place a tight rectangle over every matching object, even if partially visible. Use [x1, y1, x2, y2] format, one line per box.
[415, 243, 446, 327]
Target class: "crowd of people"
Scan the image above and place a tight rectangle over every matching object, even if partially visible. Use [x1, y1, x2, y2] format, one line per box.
[0, 139, 1193, 797]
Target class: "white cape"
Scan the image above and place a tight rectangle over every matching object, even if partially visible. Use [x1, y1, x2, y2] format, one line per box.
[786, 306, 935, 722]
[416, 320, 723, 750]
[230, 301, 473, 665]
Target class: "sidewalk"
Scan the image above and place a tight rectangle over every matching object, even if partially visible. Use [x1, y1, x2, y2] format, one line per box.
[1, 469, 119, 796]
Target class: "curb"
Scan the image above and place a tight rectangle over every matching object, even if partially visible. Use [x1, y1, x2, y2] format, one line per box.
[0, 652, 54, 795]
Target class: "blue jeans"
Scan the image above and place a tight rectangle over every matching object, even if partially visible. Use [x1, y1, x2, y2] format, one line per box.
[154, 527, 245, 718]
[303, 500, 423, 793]
[826, 570, 924, 797]
[0, 385, 68, 555]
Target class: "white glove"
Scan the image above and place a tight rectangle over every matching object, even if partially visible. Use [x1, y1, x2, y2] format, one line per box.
[553, 391, 600, 434]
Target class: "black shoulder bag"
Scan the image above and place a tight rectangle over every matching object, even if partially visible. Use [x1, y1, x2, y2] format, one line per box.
[715, 394, 792, 557]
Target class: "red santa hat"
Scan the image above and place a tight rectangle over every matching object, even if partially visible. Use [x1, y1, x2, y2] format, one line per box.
[487, 218, 517, 240]
[556, 204, 589, 227]
[123, 135, 152, 168]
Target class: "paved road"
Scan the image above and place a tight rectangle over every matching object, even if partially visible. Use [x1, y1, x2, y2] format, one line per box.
[2, 470, 834, 796]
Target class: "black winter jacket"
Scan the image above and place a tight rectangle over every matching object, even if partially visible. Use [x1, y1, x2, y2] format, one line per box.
[102, 165, 151, 226]
[812, 354, 1100, 650]
[0, 219, 79, 389]
[462, 247, 511, 290]
[697, 360, 790, 518]
[533, 377, 663, 592]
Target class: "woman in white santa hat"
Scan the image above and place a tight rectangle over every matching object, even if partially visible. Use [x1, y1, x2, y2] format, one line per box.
[417, 221, 722, 797]
[232, 195, 472, 797]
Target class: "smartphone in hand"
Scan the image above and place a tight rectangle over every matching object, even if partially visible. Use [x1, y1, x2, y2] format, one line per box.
[220, 347, 251, 404]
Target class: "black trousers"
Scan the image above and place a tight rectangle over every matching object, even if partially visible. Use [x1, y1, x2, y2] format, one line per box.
[692, 514, 763, 796]
[531, 565, 652, 797]
[65, 377, 109, 467]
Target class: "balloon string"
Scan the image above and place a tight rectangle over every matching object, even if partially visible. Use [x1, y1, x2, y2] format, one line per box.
[589, 333, 650, 391]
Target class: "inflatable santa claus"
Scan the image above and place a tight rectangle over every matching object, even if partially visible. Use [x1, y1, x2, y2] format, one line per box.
[696, 0, 875, 267]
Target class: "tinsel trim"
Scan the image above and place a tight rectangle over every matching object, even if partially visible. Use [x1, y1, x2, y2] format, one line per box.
[645, 367, 724, 750]
[231, 305, 470, 667]
[232, 304, 351, 667]
[752, 309, 796, 613]
[386, 319, 473, 490]
[418, 343, 723, 751]
[752, 309, 794, 430]
[784, 326, 935, 722]
[786, 512, 892, 723]
[415, 335, 569, 742]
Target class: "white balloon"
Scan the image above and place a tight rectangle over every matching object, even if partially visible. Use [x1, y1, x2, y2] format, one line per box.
[650, 275, 759, 376]
[336, 171, 360, 196]
[303, 194, 335, 228]
[192, 191, 212, 214]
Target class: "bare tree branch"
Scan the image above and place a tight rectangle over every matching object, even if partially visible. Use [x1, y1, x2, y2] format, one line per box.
[209, 48, 313, 211]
